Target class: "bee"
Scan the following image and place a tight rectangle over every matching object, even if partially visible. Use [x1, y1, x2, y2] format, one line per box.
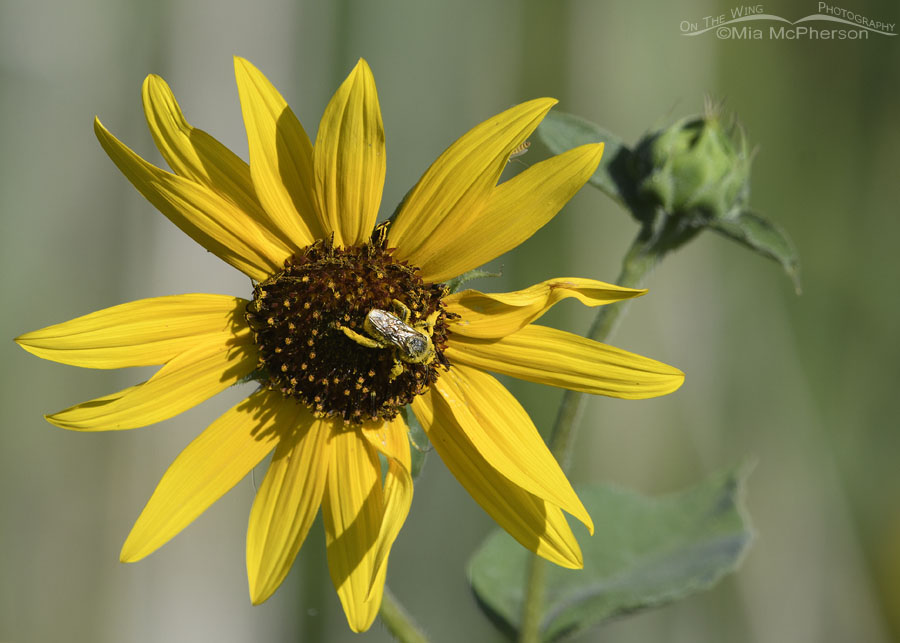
[341, 299, 438, 380]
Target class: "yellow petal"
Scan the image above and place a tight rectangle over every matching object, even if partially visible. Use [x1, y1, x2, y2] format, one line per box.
[361, 415, 411, 471]
[234, 57, 325, 247]
[416, 143, 604, 282]
[247, 413, 335, 604]
[15, 294, 247, 369]
[46, 331, 256, 430]
[446, 324, 685, 399]
[411, 391, 582, 568]
[430, 364, 592, 532]
[322, 427, 384, 632]
[444, 277, 644, 339]
[388, 98, 555, 275]
[141, 74, 294, 262]
[120, 389, 299, 562]
[312, 59, 385, 247]
[95, 118, 283, 281]
[360, 415, 412, 599]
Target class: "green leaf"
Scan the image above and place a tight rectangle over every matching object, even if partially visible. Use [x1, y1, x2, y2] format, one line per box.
[468, 466, 754, 642]
[537, 110, 635, 207]
[710, 210, 802, 294]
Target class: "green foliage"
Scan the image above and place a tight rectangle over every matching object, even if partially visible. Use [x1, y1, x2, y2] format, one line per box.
[468, 466, 754, 642]
[536, 111, 633, 206]
[710, 210, 802, 294]
[631, 112, 750, 221]
[537, 109, 800, 291]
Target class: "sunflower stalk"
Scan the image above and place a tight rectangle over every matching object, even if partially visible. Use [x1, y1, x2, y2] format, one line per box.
[517, 221, 672, 643]
[379, 586, 430, 643]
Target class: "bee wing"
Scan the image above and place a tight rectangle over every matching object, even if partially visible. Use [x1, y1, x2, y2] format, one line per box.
[366, 309, 401, 341]
[366, 309, 428, 359]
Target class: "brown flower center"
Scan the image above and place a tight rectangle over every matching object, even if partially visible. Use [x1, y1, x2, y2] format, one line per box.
[245, 223, 451, 424]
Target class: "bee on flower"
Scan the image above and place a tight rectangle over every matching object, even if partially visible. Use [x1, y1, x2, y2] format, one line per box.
[15, 58, 683, 632]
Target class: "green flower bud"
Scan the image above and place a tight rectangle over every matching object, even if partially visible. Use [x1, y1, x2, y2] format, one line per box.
[630, 106, 751, 222]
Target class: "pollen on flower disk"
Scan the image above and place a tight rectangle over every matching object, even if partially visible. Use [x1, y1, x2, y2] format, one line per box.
[245, 223, 453, 424]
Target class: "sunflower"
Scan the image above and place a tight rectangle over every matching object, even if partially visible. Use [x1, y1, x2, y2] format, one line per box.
[15, 58, 683, 632]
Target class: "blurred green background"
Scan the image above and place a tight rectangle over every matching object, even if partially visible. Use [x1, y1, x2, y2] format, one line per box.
[3, 0, 898, 641]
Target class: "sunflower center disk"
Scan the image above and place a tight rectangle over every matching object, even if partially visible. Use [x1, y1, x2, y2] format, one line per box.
[245, 225, 451, 424]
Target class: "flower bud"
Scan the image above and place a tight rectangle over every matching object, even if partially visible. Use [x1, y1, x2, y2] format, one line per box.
[630, 107, 751, 222]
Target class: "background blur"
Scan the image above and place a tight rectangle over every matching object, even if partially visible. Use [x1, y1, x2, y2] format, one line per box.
[2, 0, 899, 641]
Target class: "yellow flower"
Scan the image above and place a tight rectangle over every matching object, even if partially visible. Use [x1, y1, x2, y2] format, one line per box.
[15, 58, 683, 632]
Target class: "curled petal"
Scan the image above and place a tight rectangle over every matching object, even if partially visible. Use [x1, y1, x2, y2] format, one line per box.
[445, 277, 644, 339]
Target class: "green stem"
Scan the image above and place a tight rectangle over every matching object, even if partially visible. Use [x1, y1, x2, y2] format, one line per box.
[518, 228, 661, 643]
[379, 585, 430, 643]
[550, 229, 661, 467]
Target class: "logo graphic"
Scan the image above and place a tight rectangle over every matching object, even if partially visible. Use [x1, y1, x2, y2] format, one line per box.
[680, 3, 896, 40]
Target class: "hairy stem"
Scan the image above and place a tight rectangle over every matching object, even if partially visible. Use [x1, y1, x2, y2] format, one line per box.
[380, 585, 430, 643]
